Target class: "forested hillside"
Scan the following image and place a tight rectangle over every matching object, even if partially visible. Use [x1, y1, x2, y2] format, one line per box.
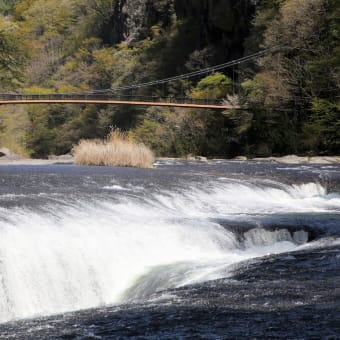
[0, 0, 339, 158]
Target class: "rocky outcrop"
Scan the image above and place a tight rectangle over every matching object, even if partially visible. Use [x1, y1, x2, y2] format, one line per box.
[0, 147, 11, 157]
[104, 0, 255, 58]
[104, 0, 175, 45]
[174, 0, 255, 54]
[0, 147, 24, 160]
[253, 155, 340, 164]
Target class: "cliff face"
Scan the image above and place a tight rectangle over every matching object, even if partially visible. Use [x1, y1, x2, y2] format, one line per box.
[105, 0, 255, 60]
[174, 0, 255, 63]
[103, 0, 147, 44]
[104, 0, 175, 44]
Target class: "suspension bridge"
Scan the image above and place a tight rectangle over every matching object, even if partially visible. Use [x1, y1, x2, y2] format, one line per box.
[0, 94, 238, 109]
[0, 48, 279, 109]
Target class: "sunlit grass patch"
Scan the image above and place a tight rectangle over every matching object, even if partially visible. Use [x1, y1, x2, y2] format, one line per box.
[73, 130, 154, 168]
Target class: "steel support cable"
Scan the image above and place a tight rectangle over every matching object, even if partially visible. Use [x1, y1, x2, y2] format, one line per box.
[73, 47, 281, 95]
[0, 47, 281, 98]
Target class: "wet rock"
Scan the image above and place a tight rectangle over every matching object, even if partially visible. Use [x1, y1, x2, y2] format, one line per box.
[252, 155, 340, 164]
[233, 156, 247, 161]
[195, 156, 208, 162]
[185, 154, 196, 161]
[48, 154, 73, 161]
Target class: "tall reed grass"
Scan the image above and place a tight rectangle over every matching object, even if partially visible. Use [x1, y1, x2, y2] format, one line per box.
[73, 130, 154, 168]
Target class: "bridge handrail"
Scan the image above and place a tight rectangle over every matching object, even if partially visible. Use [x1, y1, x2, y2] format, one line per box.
[0, 93, 224, 106]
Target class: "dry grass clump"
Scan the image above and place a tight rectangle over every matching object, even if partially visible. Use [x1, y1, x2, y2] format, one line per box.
[73, 130, 154, 168]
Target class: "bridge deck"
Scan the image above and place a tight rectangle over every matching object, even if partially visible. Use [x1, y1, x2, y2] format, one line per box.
[0, 99, 238, 109]
[0, 95, 240, 110]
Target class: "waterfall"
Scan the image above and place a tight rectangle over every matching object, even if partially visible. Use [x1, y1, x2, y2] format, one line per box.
[0, 180, 338, 323]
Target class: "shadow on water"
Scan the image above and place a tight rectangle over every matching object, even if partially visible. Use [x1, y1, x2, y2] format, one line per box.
[0, 245, 339, 339]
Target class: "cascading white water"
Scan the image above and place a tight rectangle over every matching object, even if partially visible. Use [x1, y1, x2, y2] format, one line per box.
[0, 180, 339, 323]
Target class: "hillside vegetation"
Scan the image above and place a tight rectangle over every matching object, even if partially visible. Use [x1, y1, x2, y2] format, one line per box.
[0, 0, 339, 158]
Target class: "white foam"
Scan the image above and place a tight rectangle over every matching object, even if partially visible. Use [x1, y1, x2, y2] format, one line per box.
[103, 184, 131, 191]
[0, 179, 338, 322]
[0, 203, 238, 323]
[149, 181, 340, 217]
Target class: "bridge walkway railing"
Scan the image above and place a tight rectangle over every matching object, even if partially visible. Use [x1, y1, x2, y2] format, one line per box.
[0, 93, 224, 106]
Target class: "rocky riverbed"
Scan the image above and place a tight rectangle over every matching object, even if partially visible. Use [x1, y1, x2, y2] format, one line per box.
[1, 153, 340, 166]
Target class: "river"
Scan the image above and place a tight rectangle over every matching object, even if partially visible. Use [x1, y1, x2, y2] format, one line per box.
[0, 160, 339, 339]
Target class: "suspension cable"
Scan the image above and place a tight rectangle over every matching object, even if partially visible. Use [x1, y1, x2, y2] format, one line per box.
[3, 47, 282, 96]
[77, 47, 282, 95]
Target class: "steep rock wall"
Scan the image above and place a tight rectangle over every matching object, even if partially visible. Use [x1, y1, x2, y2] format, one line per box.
[174, 0, 255, 56]
[104, 0, 255, 62]
[104, 0, 174, 44]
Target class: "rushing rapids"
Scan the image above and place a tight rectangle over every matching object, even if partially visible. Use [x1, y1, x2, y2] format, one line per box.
[0, 160, 339, 338]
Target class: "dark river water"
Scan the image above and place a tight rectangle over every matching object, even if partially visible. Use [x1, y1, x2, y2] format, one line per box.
[0, 160, 339, 339]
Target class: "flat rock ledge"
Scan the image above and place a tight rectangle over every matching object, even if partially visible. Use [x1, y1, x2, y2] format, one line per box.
[252, 155, 340, 164]
[0, 150, 74, 165]
[1, 154, 340, 166]
[0, 158, 74, 165]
